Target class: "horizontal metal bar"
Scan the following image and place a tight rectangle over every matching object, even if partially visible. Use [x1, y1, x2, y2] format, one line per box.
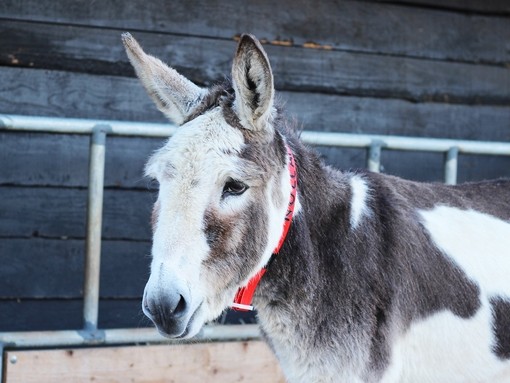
[300, 131, 510, 156]
[0, 114, 176, 137]
[2, 114, 510, 155]
[0, 325, 260, 349]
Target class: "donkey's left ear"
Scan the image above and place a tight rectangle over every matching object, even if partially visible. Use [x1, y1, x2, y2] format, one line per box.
[232, 34, 275, 133]
[122, 33, 206, 126]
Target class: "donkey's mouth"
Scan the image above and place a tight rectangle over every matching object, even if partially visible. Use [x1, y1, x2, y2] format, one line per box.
[156, 301, 204, 339]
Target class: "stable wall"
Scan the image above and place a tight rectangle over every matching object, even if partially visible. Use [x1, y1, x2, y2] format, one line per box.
[1, 0, 509, 331]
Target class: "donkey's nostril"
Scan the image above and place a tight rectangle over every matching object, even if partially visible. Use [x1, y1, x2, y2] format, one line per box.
[144, 290, 190, 330]
[173, 294, 187, 316]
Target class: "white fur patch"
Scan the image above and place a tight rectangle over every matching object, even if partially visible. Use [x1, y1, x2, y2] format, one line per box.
[381, 206, 510, 382]
[349, 175, 371, 229]
[384, 300, 510, 383]
[419, 206, 510, 298]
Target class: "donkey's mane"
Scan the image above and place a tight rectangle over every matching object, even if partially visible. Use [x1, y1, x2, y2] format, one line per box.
[183, 81, 231, 124]
[183, 79, 298, 140]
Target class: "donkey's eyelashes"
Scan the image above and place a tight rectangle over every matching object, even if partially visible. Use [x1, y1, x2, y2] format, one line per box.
[222, 179, 249, 198]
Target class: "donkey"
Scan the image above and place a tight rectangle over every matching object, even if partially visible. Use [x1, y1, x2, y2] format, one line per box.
[122, 33, 510, 382]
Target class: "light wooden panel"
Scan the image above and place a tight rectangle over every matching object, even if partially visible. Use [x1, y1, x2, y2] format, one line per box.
[4, 341, 285, 383]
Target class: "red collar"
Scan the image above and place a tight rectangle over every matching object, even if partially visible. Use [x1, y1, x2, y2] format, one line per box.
[231, 144, 298, 311]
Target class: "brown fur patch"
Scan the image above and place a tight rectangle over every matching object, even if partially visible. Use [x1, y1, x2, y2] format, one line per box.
[202, 191, 270, 291]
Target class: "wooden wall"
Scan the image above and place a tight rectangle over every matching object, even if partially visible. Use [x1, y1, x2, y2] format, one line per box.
[1, 0, 509, 331]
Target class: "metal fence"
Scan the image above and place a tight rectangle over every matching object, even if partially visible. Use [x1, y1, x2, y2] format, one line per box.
[1, 114, 510, 377]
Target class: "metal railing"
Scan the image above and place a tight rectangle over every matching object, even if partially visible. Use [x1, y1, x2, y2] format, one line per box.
[1, 114, 510, 377]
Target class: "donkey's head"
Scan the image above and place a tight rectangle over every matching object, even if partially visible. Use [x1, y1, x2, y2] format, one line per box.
[123, 33, 298, 338]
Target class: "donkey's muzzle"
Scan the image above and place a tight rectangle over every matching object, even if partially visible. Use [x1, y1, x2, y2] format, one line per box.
[143, 289, 191, 337]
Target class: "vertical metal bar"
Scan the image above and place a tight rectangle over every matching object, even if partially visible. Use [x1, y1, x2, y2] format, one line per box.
[367, 141, 383, 173]
[444, 147, 459, 185]
[83, 125, 109, 331]
[0, 343, 4, 383]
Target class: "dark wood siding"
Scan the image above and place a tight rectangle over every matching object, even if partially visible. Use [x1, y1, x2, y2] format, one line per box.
[1, 0, 509, 331]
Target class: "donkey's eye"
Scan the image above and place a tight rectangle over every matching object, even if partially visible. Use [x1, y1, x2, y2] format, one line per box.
[222, 179, 248, 197]
[147, 179, 160, 202]
[147, 179, 160, 191]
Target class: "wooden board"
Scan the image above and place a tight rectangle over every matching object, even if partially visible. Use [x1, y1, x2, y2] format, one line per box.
[0, 238, 151, 298]
[4, 341, 285, 383]
[1, 0, 509, 63]
[2, 299, 146, 331]
[0, 186, 153, 240]
[0, 131, 164, 189]
[2, 21, 510, 103]
[0, 67, 164, 122]
[2, 299, 256, 332]
[370, 0, 510, 14]
[0, 134, 510, 192]
[2, 67, 510, 143]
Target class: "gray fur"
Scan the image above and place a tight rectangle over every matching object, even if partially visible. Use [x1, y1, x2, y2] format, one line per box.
[491, 297, 510, 359]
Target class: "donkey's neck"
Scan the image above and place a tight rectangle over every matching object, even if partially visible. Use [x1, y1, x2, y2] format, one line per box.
[252, 137, 383, 380]
[254, 136, 354, 324]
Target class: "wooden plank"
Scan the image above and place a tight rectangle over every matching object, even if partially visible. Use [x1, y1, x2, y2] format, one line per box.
[1, 104, 509, 189]
[0, 67, 164, 123]
[2, 67, 509, 141]
[316, 146, 510, 183]
[3, 299, 154, 331]
[3, 299, 83, 331]
[8, 299, 154, 331]
[283, 92, 510, 141]
[1, 131, 508, 187]
[369, 0, 510, 14]
[0, 187, 153, 240]
[4, 341, 285, 383]
[1, 299, 256, 332]
[378, 151, 510, 183]
[0, 65, 509, 154]
[1, 299, 148, 331]
[1, 22, 510, 103]
[0, 238, 150, 298]
[0, 132, 164, 188]
[1, 68, 509, 188]
[0, 0, 509, 63]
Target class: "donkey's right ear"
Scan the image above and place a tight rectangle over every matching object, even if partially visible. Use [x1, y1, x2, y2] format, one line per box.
[122, 33, 206, 126]
[232, 34, 275, 133]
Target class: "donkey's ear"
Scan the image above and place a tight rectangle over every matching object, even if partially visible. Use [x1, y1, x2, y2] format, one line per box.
[122, 33, 206, 126]
[232, 34, 275, 133]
